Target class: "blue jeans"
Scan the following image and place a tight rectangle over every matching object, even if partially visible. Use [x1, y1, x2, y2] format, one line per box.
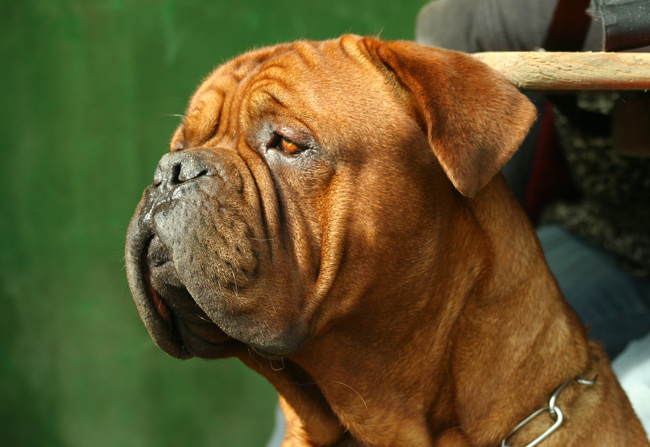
[538, 224, 650, 359]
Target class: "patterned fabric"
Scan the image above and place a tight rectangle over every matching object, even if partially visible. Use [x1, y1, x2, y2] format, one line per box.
[542, 94, 650, 277]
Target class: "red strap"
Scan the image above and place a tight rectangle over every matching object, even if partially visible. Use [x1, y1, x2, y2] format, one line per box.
[543, 0, 591, 51]
[524, 103, 577, 224]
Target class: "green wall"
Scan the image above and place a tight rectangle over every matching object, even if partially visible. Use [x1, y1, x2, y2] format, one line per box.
[0, 1, 426, 445]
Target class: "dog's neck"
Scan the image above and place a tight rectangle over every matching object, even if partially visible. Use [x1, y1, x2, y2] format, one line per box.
[244, 177, 593, 447]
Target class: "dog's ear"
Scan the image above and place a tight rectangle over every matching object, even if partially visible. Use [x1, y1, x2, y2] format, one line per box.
[363, 38, 537, 197]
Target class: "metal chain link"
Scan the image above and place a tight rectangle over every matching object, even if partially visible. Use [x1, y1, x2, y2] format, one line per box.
[500, 375, 598, 447]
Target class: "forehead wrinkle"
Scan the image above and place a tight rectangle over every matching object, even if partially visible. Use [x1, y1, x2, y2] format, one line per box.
[182, 86, 225, 147]
[219, 48, 313, 129]
[238, 43, 389, 151]
[289, 40, 327, 70]
[186, 62, 268, 148]
[247, 86, 323, 142]
[185, 38, 380, 150]
[232, 69, 292, 145]
[239, 54, 317, 115]
[174, 44, 314, 151]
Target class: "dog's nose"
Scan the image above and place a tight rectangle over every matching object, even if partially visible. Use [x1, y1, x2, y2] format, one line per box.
[153, 151, 209, 187]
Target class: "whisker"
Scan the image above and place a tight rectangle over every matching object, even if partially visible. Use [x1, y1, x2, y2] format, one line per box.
[261, 282, 279, 315]
[228, 263, 239, 296]
[253, 370, 369, 411]
[216, 276, 224, 296]
[326, 380, 369, 410]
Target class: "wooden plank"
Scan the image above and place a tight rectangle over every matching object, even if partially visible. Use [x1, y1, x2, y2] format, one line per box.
[472, 52, 650, 91]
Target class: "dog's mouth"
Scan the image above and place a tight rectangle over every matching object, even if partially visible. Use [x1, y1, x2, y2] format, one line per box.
[126, 221, 244, 360]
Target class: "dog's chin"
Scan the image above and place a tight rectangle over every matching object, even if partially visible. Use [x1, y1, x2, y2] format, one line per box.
[145, 272, 243, 360]
[126, 226, 244, 360]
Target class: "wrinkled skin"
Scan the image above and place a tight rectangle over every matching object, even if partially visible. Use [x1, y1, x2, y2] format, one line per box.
[125, 36, 648, 446]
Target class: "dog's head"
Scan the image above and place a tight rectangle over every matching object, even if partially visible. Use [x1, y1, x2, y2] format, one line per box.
[125, 35, 536, 360]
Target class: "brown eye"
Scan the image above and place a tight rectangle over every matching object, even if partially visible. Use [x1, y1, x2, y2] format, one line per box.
[269, 133, 304, 155]
[280, 137, 301, 155]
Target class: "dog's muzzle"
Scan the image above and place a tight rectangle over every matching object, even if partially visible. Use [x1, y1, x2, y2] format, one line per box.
[126, 151, 244, 359]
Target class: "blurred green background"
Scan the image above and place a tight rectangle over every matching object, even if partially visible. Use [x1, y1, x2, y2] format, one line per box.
[0, 0, 427, 445]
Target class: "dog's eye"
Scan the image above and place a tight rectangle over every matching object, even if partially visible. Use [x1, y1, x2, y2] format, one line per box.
[269, 134, 304, 155]
[280, 138, 301, 155]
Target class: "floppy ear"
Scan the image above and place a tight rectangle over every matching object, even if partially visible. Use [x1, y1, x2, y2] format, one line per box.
[363, 38, 537, 197]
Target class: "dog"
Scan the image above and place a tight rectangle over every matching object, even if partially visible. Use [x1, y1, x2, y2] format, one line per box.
[125, 35, 649, 446]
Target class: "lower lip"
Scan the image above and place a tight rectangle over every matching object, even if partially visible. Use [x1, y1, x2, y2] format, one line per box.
[188, 323, 233, 345]
[147, 283, 171, 321]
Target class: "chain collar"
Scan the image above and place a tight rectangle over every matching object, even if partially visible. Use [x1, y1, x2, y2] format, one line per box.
[500, 374, 598, 447]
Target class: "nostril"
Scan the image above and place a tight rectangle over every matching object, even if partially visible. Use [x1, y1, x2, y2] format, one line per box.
[171, 163, 182, 185]
[178, 164, 208, 183]
[153, 151, 210, 187]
